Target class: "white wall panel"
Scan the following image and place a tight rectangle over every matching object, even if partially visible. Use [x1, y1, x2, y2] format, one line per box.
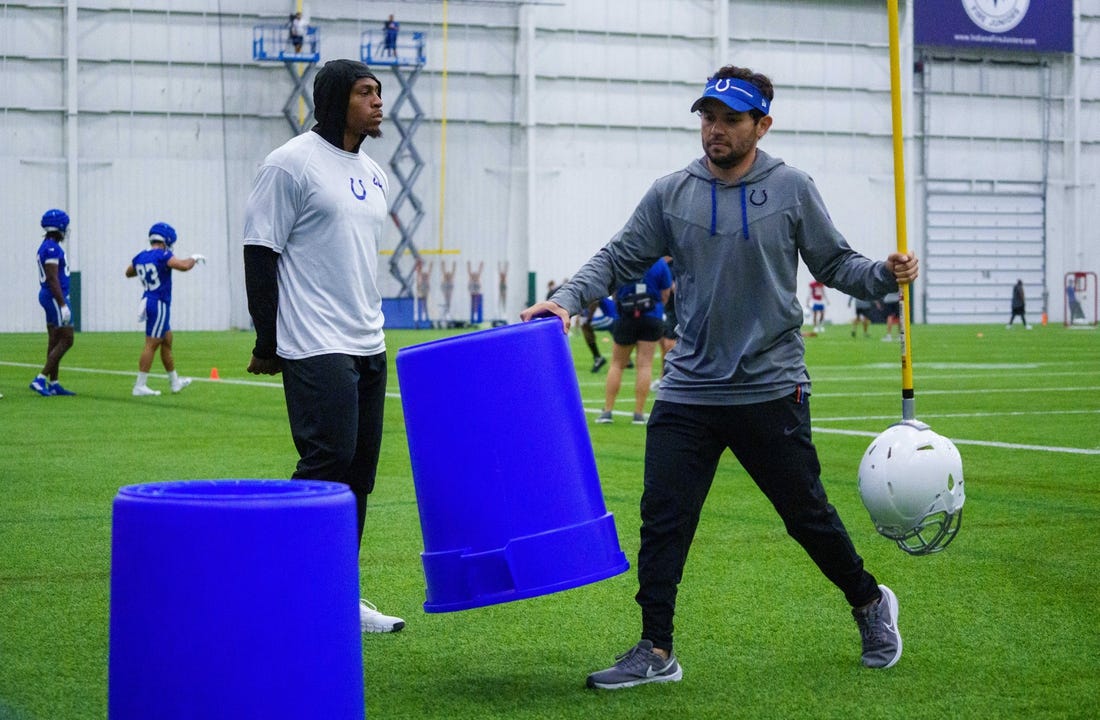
[1082, 99, 1100, 138]
[432, 74, 517, 124]
[734, 0, 888, 43]
[0, 6, 64, 57]
[1, 0, 1098, 333]
[528, 122, 700, 294]
[73, 153, 232, 332]
[1081, 60, 1100, 96]
[1, 58, 65, 110]
[927, 94, 1048, 141]
[422, 24, 516, 76]
[552, 0, 710, 37]
[926, 138, 1049, 183]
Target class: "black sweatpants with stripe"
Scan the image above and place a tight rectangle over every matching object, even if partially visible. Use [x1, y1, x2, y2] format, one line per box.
[282, 351, 387, 548]
[636, 393, 880, 654]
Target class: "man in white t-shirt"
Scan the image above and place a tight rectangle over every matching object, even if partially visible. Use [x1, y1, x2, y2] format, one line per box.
[243, 58, 404, 634]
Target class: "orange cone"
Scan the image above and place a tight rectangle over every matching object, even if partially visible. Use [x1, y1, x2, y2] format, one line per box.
[210, 367, 220, 380]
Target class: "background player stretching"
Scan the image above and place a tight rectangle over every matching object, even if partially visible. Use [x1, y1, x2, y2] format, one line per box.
[125, 222, 204, 396]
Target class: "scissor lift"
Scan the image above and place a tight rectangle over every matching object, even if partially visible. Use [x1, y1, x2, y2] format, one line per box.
[362, 30, 427, 298]
[253, 24, 321, 134]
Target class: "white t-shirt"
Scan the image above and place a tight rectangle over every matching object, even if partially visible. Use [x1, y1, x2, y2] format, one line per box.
[244, 131, 388, 359]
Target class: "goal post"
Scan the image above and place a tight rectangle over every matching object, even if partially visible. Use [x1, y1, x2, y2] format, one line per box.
[1064, 272, 1098, 327]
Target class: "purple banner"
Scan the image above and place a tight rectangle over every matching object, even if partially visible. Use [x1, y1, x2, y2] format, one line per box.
[915, 0, 1073, 54]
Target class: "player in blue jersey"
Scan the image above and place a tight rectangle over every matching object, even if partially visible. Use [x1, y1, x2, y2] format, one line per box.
[124, 222, 205, 396]
[30, 209, 77, 397]
[579, 296, 618, 373]
[595, 257, 672, 425]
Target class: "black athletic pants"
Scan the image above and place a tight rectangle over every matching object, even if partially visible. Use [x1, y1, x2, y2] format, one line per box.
[636, 393, 880, 654]
[282, 352, 387, 546]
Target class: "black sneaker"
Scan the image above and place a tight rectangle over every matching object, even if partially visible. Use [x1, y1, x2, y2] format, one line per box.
[852, 584, 902, 668]
[586, 640, 682, 690]
[591, 356, 607, 373]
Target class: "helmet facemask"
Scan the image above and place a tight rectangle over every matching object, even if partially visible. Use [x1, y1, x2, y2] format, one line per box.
[883, 497, 963, 556]
[858, 419, 965, 556]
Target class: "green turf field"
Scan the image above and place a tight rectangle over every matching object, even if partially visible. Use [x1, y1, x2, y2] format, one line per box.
[1, 322, 1097, 719]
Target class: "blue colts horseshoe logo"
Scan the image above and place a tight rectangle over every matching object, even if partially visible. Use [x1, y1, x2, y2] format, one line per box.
[749, 189, 768, 207]
[350, 178, 367, 200]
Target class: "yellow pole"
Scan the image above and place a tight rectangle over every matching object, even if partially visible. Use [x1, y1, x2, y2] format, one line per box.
[437, 0, 449, 253]
[887, 0, 915, 420]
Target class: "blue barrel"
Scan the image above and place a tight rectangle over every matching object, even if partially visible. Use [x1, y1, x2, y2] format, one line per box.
[108, 480, 364, 720]
[396, 317, 629, 612]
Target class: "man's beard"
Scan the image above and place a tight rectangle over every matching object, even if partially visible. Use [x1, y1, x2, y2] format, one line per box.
[706, 148, 739, 169]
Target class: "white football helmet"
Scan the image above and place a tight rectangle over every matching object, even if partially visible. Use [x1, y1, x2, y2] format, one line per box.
[858, 419, 965, 555]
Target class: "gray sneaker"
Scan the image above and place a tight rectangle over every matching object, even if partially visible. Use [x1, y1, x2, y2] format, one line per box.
[632, 413, 647, 425]
[586, 640, 682, 690]
[595, 410, 613, 424]
[852, 584, 902, 668]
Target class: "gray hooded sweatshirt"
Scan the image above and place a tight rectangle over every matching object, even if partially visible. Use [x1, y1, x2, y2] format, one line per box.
[549, 149, 899, 406]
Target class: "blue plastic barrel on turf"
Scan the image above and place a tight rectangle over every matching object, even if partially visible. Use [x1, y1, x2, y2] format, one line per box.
[396, 317, 630, 612]
[108, 479, 364, 720]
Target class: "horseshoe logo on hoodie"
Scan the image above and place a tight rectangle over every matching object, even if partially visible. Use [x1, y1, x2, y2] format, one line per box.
[749, 189, 768, 207]
[350, 178, 367, 200]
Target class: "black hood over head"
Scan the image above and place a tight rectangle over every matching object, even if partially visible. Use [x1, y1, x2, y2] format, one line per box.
[312, 59, 380, 151]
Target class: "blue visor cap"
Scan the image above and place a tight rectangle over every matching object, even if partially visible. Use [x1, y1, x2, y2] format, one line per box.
[690, 77, 770, 115]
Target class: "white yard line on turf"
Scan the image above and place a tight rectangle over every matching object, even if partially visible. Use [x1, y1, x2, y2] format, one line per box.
[811, 386, 1100, 398]
[2, 360, 282, 388]
[813, 426, 1100, 455]
[815, 409, 1100, 422]
[811, 370, 1097, 382]
[6, 361, 1096, 452]
[0, 360, 405, 395]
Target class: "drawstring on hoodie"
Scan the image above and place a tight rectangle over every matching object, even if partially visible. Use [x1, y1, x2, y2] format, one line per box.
[739, 183, 750, 241]
[710, 179, 717, 237]
[707, 178, 752, 241]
